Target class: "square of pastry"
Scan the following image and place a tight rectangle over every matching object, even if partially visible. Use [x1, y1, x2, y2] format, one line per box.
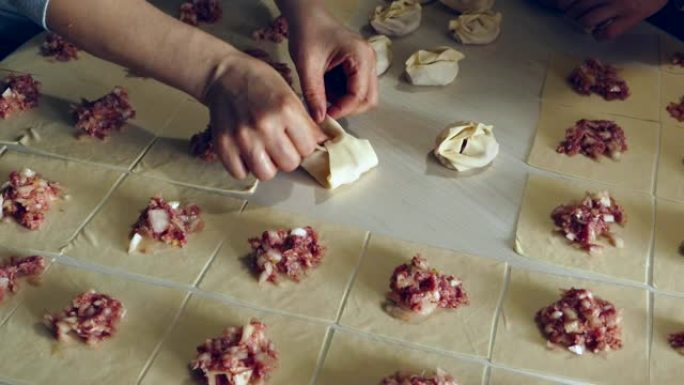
[139, 293, 328, 385]
[316, 329, 486, 385]
[653, 199, 684, 293]
[514, 174, 653, 283]
[491, 268, 649, 385]
[488, 368, 566, 385]
[656, 124, 684, 202]
[651, 294, 684, 385]
[134, 100, 258, 194]
[198, 204, 368, 321]
[527, 103, 658, 193]
[660, 72, 684, 128]
[660, 34, 684, 75]
[541, 55, 660, 122]
[338, 234, 506, 358]
[0, 149, 122, 253]
[63, 174, 245, 285]
[0, 262, 187, 385]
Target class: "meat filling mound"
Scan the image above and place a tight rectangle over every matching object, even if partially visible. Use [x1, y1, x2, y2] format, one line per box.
[672, 52, 684, 67]
[380, 369, 459, 385]
[40, 33, 79, 61]
[0, 73, 41, 119]
[191, 319, 278, 385]
[73, 86, 135, 140]
[551, 191, 625, 253]
[129, 196, 203, 252]
[190, 126, 217, 162]
[253, 15, 289, 43]
[536, 288, 622, 355]
[556, 119, 627, 160]
[248, 226, 325, 284]
[568, 58, 630, 101]
[386, 255, 469, 321]
[44, 290, 126, 345]
[179, 0, 222, 26]
[669, 331, 684, 354]
[1, 168, 62, 230]
[0, 255, 46, 303]
[244, 48, 294, 86]
[667, 96, 684, 122]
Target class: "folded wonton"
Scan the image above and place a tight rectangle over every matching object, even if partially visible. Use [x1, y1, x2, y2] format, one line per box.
[449, 11, 502, 45]
[370, 0, 422, 37]
[433, 121, 499, 171]
[405, 47, 465, 86]
[368, 35, 393, 75]
[439, 0, 495, 13]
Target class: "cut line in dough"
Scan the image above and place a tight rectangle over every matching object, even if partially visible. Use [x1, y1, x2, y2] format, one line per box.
[488, 368, 565, 385]
[660, 71, 684, 128]
[653, 199, 684, 293]
[656, 124, 684, 203]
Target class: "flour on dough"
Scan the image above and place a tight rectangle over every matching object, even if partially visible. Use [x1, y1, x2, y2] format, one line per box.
[433, 121, 499, 172]
[449, 11, 502, 45]
[405, 47, 465, 86]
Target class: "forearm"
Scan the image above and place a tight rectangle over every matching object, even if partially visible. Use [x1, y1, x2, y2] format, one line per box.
[46, 0, 241, 101]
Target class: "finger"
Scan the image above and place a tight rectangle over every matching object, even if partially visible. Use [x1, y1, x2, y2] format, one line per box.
[366, 67, 380, 111]
[263, 131, 301, 172]
[328, 56, 371, 119]
[594, 14, 640, 40]
[285, 117, 323, 156]
[297, 57, 328, 124]
[577, 4, 619, 30]
[235, 129, 278, 181]
[213, 129, 248, 180]
[566, 0, 607, 19]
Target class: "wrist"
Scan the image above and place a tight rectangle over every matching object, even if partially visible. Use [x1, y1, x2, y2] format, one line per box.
[198, 47, 250, 104]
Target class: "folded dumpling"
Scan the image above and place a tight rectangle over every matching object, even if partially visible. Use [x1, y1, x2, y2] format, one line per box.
[368, 35, 393, 75]
[433, 121, 499, 171]
[301, 116, 379, 189]
[405, 47, 465, 86]
[449, 11, 502, 45]
[439, 0, 495, 13]
[370, 0, 422, 37]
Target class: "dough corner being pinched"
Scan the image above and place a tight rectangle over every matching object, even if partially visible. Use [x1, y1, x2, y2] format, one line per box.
[433, 121, 499, 172]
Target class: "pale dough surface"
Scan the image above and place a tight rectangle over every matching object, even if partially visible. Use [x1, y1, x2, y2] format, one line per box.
[339, 234, 506, 358]
[660, 34, 684, 75]
[0, 262, 187, 385]
[541, 56, 660, 122]
[660, 71, 684, 128]
[488, 368, 565, 385]
[0, 149, 123, 253]
[198, 204, 368, 321]
[515, 174, 653, 283]
[527, 103, 659, 193]
[656, 124, 684, 202]
[651, 294, 684, 385]
[134, 100, 258, 194]
[62, 175, 245, 285]
[653, 199, 684, 293]
[316, 329, 486, 385]
[491, 269, 649, 385]
[139, 294, 329, 385]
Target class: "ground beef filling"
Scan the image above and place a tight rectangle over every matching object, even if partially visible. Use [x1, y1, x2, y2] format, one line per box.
[253, 15, 289, 43]
[536, 288, 622, 355]
[191, 319, 278, 385]
[672, 52, 684, 67]
[40, 33, 79, 61]
[568, 58, 629, 101]
[669, 331, 684, 354]
[0, 73, 41, 119]
[129, 196, 203, 251]
[0, 255, 46, 303]
[386, 255, 469, 320]
[244, 48, 294, 87]
[73, 86, 135, 140]
[44, 290, 126, 345]
[556, 119, 627, 160]
[1, 168, 62, 230]
[380, 369, 459, 385]
[179, 0, 222, 25]
[249, 226, 325, 284]
[667, 96, 684, 122]
[190, 126, 217, 162]
[551, 191, 625, 253]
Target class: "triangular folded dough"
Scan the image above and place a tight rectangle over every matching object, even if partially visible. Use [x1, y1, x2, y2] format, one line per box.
[368, 35, 393, 76]
[439, 0, 495, 13]
[301, 117, 379, 189]
[370, 0, 422, 37]
[433, 121, 499, 171]
[449, 11, 502, 45]
[405, 47, 465, 86]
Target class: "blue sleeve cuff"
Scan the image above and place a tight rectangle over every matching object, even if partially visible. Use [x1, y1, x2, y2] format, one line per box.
[9, 0, 50, 30]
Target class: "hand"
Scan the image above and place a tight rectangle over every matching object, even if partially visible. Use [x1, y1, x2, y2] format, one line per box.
[204, 54, 326, 181]
[287, 8, 378, 123]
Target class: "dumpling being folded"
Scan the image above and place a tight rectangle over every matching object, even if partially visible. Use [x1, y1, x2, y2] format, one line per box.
[449, 11, 502, 45]
[439, 0, 495, 13]
[433, 121, 499, 172]
[301, 117, 379, 189]
[370, 0, 422, 37]
[405, 47, 465, 86]
[368, 35, 393, 75]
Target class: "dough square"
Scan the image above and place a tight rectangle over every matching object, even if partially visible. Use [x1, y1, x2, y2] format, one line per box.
[0, 262, 188, 385]
[62, 174, 245, 285]
[656, 124, 684, 203]
[0, 149, 123, 253]
[514, 174, 654, 283]
[653, 199, 684, 293]
[338, 234, 507, 358]
[541, 55, 660, 122]
[491, 268, 649, 385]
[134, 100, 258, 194]
[661, 72, 684, 128]
[198, 204, 368, 321]
[488, 368, 566, 385]
[651, 293, 684, 385]
[660, 34, 684, 75]
[527, 103, 658, 193]
[316, 329, 486, 385]
[139, 294, 329, 385]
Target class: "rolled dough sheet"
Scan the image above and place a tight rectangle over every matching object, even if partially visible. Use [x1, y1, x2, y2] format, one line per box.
[488, 368, 566, 385]
[527, 103, 658, 193]
[139, 294, 329, 385]
[0, 149, 123, 253]
[338, 234, 506, 358]
[198, 204, 368, 321]
[0, 262, 188, 385]
[134, 100, 258, 194]
[514, 174, 654, 283]
[541, 55, 660, 122]
[653, 199, 684, 293]
[491, 268, 649, 385]
[660, 34, 684, 75]
[651, 293, 684, 385]
[660, 71, 684, 128]
[62, 174, 245, 285]
[656, 124, 684, 202]
[316, 329, 486, 385]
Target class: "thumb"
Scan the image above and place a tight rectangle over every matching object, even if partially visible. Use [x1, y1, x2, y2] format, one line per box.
[298, 59, 328, 124]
